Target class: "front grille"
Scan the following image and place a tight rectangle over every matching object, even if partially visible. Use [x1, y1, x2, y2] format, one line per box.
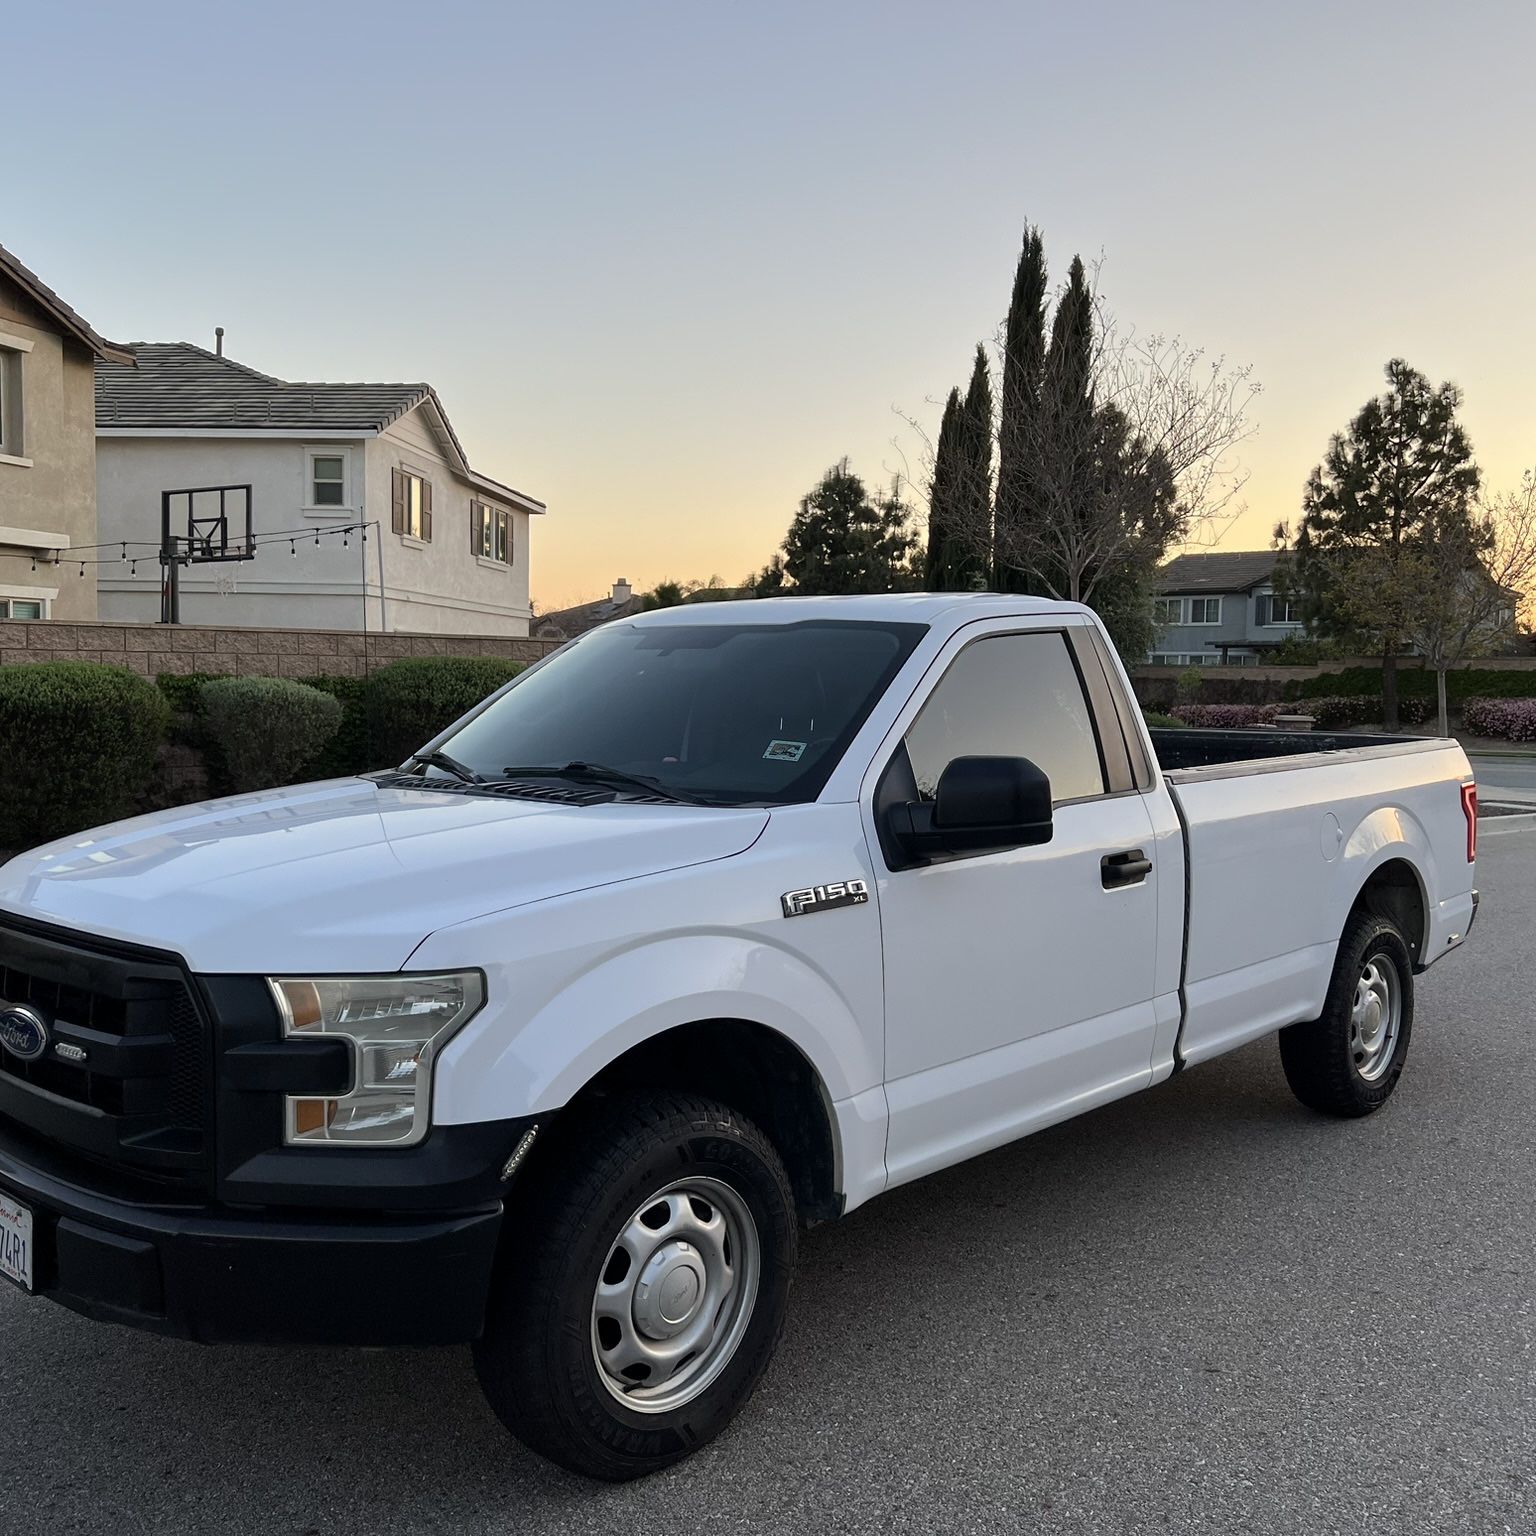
[0, 917, 211, 1184]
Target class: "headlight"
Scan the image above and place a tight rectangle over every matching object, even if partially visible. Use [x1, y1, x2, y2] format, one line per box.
[269, 972, 484, 1148]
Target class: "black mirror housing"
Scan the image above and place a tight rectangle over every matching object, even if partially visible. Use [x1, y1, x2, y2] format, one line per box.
[885, 755, 1054, 866]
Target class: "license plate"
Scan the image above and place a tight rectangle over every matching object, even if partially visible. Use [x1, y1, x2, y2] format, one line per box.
[0, 1192, 33, 1292]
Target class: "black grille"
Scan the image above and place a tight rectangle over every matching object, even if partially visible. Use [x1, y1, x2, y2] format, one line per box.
[0, 918, 211, 1184]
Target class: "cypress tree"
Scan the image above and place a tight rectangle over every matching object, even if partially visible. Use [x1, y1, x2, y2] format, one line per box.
[995, 226, 1047, 592]
[954, 344, 994, 589]
[925, 388, 964, 589]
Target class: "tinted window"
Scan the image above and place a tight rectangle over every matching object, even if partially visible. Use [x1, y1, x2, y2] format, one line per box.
[903, 631, 1106, 803]
[438, 619, 926, 805]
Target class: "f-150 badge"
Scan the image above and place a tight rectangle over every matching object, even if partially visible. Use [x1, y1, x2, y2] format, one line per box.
[781, 880, 870, 918]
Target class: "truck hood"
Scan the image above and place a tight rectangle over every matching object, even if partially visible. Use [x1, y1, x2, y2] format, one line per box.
[0, 779, 769, 973]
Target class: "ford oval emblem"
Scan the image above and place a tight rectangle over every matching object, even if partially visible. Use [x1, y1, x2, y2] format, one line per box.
[0, 1004, 50, 1063]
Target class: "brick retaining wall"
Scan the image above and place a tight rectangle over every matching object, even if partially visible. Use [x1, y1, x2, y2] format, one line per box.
[0, 619, 560, 679]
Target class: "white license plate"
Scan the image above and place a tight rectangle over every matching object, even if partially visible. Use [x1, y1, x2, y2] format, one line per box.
[0, 1192, 33, 1292]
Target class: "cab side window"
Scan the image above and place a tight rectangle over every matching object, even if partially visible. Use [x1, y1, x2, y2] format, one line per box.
[903, 631, 1106, 804]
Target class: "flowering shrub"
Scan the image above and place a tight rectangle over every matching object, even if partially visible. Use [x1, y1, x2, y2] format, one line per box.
[1301, 695, 1435, 729]
[1168, 703, 1282, 729]
[1461, 697, 1536, 742]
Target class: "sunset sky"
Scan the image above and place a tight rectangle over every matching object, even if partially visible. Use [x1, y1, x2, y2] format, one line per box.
[9, 0, 1534, 611]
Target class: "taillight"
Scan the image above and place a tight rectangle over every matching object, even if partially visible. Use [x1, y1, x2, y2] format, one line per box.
[1460, 781, 1477, 864]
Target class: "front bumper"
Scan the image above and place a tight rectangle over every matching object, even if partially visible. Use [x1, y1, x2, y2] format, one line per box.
[0, 1123, 506, 1346]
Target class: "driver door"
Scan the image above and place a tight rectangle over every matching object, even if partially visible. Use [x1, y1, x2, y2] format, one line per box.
[871, 622, 1163, 1187]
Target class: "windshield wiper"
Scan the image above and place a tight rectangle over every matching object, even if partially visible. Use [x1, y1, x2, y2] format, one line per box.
[409, 749, 486, 785]
[500, 761, 710, 805]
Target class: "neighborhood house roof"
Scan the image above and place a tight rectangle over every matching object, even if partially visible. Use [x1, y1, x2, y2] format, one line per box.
[95, 342, 545, 513]
[0, 242, 135, 364]
[1157, 550, 1280, 595]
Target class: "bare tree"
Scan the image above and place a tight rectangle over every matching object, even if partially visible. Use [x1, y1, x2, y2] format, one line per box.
[1403, 471, 1536, 736]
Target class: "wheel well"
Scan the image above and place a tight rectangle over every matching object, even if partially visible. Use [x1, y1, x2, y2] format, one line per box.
[568, 1021, 840, 1225]
[1350, 859, 1427, 967]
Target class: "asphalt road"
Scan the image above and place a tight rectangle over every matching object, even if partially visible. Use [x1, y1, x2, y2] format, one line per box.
[2, 828, 1534, 1536]
[1469, 752, 1536, 797]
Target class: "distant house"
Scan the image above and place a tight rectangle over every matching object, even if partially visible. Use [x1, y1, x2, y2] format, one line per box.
[94, 342, 545, 634]
[534, 578, 644, 641]
[0, 243, 134, 622]
[1149, 550, 1303, 666]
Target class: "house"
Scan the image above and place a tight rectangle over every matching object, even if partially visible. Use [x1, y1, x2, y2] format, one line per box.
[94, 341, 545, 634]
[534, 578, 644, 641]
[1149, 550, 1303, 666]
[0, 243, 134, 622]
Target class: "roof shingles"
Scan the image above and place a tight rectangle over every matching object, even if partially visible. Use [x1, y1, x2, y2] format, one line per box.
[1157, 550, 1280, 595]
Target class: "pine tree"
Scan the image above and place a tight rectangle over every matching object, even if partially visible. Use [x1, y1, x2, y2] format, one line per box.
[1293, 359, 1481, 729]
[781, 460, 917, 595]
[924, 388, 964, 589]
[995, 226, 1046, 592]
[954, 344, 993, 589]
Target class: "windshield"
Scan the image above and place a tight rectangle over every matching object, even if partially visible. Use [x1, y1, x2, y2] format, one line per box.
[433, 619, 926, 805]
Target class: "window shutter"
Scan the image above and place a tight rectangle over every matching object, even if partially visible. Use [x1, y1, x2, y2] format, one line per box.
[1255, 593, 1270, 627]
[471, 500, 481, 556]
[421, 480, 433, 542]
[391, 468, 406, 534]
[503, 511, 513, 565]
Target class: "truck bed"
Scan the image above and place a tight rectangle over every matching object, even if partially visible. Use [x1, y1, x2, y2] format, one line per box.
[1149, 727, 1446, 777]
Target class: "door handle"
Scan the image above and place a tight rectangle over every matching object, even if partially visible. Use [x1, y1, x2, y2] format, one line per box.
[1101, 849, 1152, 888]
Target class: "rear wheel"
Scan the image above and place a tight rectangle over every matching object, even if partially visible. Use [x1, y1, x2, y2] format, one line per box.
[473, 1092, 797, 1480]
[1279, 910, 1414, 1116]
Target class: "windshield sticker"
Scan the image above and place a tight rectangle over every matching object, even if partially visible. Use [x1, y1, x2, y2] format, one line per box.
[763, 740, 807, 762]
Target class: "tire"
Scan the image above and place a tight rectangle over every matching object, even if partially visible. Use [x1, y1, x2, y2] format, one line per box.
[1279, 910, 1415, 1117]
[473, 1092, 797, 1481]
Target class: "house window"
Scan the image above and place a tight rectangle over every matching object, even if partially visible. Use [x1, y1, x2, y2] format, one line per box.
[473, 499, 511, 564]
[1, 598, 46, 619]
[1266, 593, 1302, 625]
[1149, 652, 1200, 667]
[0, 346, 24, 459]
[1188, 596, 1222, 624]
[392, 468, 433, 541]
[306, 448, 350, 508]
[1153, 597, 1184, 625]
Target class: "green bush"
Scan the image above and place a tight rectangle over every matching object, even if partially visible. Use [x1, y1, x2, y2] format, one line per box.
[363, 656, 525, 768]
[1142, 710, 1181, 729]
[199, 678, 344, 792]
[0, 662, 171, 847]
[305, 674, 372, 778]
[1296, 666, 1536, 701]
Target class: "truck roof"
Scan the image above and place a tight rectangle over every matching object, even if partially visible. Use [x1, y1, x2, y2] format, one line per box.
[618, 592, 1088, 629]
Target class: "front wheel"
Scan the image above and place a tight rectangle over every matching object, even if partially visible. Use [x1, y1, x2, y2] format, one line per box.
[473, 1092, 797, 1480]
[1279, 910, 1415, 1116]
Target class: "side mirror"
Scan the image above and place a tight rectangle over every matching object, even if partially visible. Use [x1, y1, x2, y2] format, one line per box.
[885, 755, 1054, 866]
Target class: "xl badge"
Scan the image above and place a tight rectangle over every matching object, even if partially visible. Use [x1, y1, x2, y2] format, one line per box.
[781, 880, 870, 919]
[0, 1003, 50, 1063]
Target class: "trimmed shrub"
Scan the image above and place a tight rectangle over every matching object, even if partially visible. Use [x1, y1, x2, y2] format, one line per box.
[1169, 703, 1282, 729]
[199, 677, 345, 792]
[0, 662, 171, 847]
[1461, 697, 1536, 742]
[1142, 710, 1181, 729]
[363, 656, 525, 768]
[1296, 666, 1536, 702]
[1300, 694, 1435, 729]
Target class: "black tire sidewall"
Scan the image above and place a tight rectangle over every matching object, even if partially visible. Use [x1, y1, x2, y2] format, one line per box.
[1326, 915, 1415, 1109]
[478, 1099, 796, 1479]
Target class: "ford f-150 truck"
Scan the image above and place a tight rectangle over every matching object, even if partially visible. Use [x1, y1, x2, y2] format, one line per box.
[0, 595, 1479, 1478]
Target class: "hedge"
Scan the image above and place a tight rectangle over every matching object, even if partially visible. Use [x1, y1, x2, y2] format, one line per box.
[1293, 666, 1536, 702]
[0, 663, 171, 847]
[1461, 697, 1536, 742]
[200, 678, 344, 792]
[1298, 694, 1435, 729]
[1170, 703, 1282, 729]
[364, 656, 524, 768]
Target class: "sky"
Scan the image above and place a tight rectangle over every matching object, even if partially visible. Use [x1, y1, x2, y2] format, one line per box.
[9, 0, 1535, 611]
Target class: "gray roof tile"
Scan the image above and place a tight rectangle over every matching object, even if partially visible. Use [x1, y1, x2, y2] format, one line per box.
[1158, 550, 1280, 595]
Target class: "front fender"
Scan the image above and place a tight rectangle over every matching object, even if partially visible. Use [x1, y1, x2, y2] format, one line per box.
[430, 930, 878, 1127]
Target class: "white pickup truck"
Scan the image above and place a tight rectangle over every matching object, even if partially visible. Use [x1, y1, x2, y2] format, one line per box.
[0, 595, 1479, 1478]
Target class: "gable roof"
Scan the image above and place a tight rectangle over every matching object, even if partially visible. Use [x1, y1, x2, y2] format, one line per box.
[95, 342, 545, 513]
[534, 592, 646, 640]
[0, 242, 135, 364]
[1157, 550, 1279, 595]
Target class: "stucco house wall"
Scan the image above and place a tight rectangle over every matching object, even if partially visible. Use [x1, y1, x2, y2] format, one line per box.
[0, 273, 102, 621]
